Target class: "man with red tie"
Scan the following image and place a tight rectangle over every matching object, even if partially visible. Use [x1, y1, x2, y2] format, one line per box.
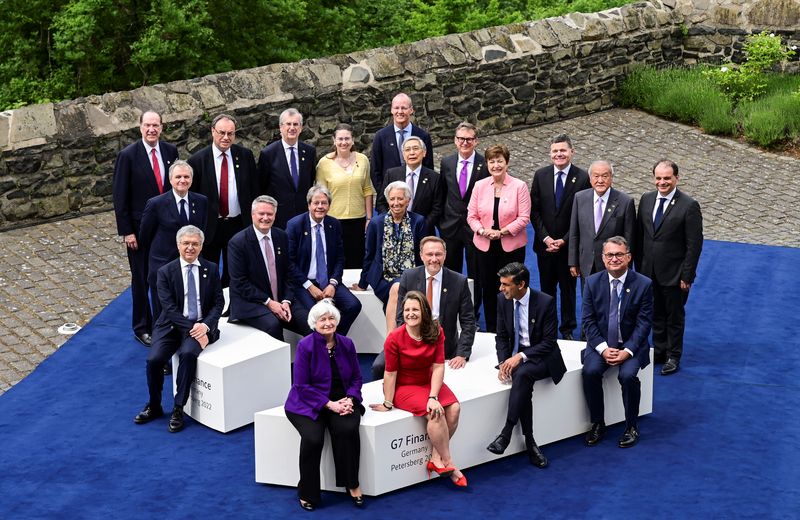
[113, 110, 179, 346]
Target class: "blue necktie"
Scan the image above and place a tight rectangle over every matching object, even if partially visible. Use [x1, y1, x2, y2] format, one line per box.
[653, 197, 667, 231]
[179, 199, 189, 225]
[289, 146, 299, 189]
[186, 264, 198, 322]
[513, 300, 521, 355]
[314, 224, 328, 287]
[607, 279, 620, 348]
[555, 171, 565, 211]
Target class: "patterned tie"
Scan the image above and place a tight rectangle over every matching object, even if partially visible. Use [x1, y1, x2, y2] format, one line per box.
[513, 300, 521, 355]
[263, 236, 279, 301]
[653, 197, 667, 231]
[179, 199, 189, 225]
[407, 171, 416, 209]
[426, 276, 434, 308]
[555, 171, 565, 211]
[458, 160, 469, 198]
[608, 279, 620, 348]
[289, 146, 299, 189]
[151, 148, 163, 193]
[594, 197, 604, 233]
[398, 129, 406, 164]
[314, 224, 328, 287]
[186, 264, 198, 321]
[219, 152, 229, 218]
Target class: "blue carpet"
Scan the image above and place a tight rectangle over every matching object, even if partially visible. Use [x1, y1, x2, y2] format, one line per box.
[1, 239, 799, 519]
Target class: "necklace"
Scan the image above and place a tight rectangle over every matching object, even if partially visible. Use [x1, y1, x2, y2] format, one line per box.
[335, 154, 354, 170]
[407, 330, 422, 341]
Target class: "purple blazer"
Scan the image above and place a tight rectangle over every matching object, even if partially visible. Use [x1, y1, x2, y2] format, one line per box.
[284, 332, 364, 420]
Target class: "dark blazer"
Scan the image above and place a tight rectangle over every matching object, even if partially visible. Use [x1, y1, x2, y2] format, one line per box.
[154, 257, 224, 343]
[530, 164, 590, 254]
[634, 189, 703, 286]
[396, 266, 476, 359]
[286, 213, 346, 287]
[284, 332, 364, 420]
[369, 124, 434, 190]
[568, 187, 636, 277]
[358, 212, 425, 290]
[228, 225, 298, 320]
[495, 289, 567, 383]
[113, 140, 179, 236]
[376, 165, 443, 234]
[257, 140, 317, 229]
[581, 269, 653, 369]
[187, 143, 257, 243]
[438, 152, 488, 242]
[140, 191, 208, 278]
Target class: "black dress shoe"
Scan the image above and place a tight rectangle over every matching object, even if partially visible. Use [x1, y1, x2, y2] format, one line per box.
[135, 333, 152, 347]
[527, 443, 549, 468]
[134, 404, 163, 424]
[347, 489, 365, 507]
[486, 434, 511, 455]
[168, 406, 185, 433]
[618, 425, 639, 448]
[299, 499, 315, 511]
[661, 358, 680, 375]
[562, 332, 575, 341]
[585, 422, 606, 446]
[163, 363, 172, 376]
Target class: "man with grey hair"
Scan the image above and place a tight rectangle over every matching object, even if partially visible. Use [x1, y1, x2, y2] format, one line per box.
[228, 195, 311, 340]
[188, 113, 258, 287]
[134, 225, 224, 433]
[376, 135, 442, 236]
[286, 185, 362, 334]
[257, 108, 317, 229]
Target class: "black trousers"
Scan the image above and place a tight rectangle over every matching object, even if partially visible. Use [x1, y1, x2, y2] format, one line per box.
[443, 233, 482, 317]
[126, 221, 152, 336]
[146, 328, 202, 408]
[285, 409, 361, 504]
[339, 217, 367, 270]
[202, 217, 243, 288]
[536, 247, 577, 336]
[503, 360, 551, 440]
[240, 309, 311, 342]
[582, 348, 641, 428]
[651, 280, 688, 361]
[476, 242, 525, 333]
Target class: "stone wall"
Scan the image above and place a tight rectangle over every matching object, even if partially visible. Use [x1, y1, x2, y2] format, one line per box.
[0, 0, 798, 229]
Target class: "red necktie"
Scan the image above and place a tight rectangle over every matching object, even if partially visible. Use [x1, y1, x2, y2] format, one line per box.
[219, 152, 229, 218]
[151, 148, 163, 194]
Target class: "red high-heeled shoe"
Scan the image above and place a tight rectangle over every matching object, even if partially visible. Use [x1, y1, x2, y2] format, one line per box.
[426, 460, 455, 477]
[451, 472, 468, 488]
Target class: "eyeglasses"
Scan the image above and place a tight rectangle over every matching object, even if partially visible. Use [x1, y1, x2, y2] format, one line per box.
[603, 252, 630, 259]
[335, 136, 353, 142]
[455, 136, 476, 144]
[213, 128, 235, 138]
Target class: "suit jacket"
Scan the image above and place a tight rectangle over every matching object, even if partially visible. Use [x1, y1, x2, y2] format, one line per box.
[284, 332, 364, 420]
[376, 165, 443, 234]
[140, 191, 208, 278]
[495, 289, 566, 383]
[113, 140, 179, 236]
[369, 123, 434, 190]
[286, 212, 346, 287]
[439, 152, 488, 242]
[634, 189, 703, 286]
[358, 212, 425, 290]
[581, 269, 653, 369]
[568, 187, 636, 277]
[228, 225, 299, 320]
[188, 143, 257, 243]
[396, 266, 476, 359]
[467, 175, 531, 252]
[257, 140, 317, 229]
[530, 164, 590, 254]
[154, 257, 224, 343]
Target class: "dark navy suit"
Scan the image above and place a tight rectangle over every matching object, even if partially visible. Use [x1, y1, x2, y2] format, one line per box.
[286, 213, 362, 334]
[113, 139, 178, 336]
[581, 269, 653, 428]
[257, 140, 317, 229]
[139, 190, 208, 318]
[369, 124, 434, 191]
[146, 258, 224, 409]
[227, 225, 311, 340]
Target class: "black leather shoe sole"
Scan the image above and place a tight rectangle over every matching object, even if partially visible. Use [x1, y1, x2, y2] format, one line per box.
[486, 435, 510, 455]
[134, 333, 152, 347]
[661, 360, 680, 375]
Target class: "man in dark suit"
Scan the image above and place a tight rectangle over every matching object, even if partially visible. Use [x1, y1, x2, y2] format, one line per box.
[486, 262, 566, 468]
[634, 160, 703, 375]
[134, 225, 224, 433]
[530, 134, 590, 340]
[582, 236, 653, 448]
[568, 160, 636, 298]
[371, 236, 476, 379]
[286, 185, 362, 335]
[140, 160, 208, 320]
[113, 110, 179, 346]
[370, 92, 434, 190]
[257, 108, 317, 229]
[228, 195, 311, 341]
[376, 136, 442, 235]
[188, 113, 257, 287]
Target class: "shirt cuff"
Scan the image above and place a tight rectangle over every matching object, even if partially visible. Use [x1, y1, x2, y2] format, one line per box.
[329, 279, 338, 287]
[624, 348, 634, 358]
[595, 342, 609, 354]
[519, 352, 528, 362]
[302, 280, 313, 289]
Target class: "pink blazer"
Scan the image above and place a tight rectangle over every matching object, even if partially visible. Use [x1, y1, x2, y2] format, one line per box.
[467, 175, 531, 252]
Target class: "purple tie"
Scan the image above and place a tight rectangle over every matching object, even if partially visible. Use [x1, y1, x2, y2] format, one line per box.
[459, 160, 468, 198]
[595, 198, 604, 233]
[289, 147, 299, 189]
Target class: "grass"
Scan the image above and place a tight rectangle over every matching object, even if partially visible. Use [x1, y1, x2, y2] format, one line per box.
[618, 66, 800, 149]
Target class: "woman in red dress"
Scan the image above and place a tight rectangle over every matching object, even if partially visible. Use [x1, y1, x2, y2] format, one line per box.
[370, 291, 466, 487]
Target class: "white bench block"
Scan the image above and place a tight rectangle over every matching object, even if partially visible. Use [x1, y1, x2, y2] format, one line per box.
[255, 333, 653, 495]
[173, 318, 291, 433]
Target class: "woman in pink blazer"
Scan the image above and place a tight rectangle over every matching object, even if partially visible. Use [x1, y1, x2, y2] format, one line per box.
[467, 144, 531, 332]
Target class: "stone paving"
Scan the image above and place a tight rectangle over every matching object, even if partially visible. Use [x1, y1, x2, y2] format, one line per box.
[1, 108, 798, 395]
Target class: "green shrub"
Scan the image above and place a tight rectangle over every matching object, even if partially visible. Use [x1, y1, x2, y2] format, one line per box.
[741, 92, 800, 147]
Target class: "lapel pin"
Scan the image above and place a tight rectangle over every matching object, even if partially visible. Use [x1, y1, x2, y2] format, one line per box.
[304, 231, 308, 236]
[530, 318, 536, 324]
[443, 288, 448, 293]
[670, 200, 675, 205]
[571, 178, 576, 183]
[422, 178, 428, 184]
[203, 274, 207, 278]
[626, 288, 630, 293]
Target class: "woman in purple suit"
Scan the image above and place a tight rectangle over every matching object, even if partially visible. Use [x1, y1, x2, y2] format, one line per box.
[284, 300, 365, 511]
